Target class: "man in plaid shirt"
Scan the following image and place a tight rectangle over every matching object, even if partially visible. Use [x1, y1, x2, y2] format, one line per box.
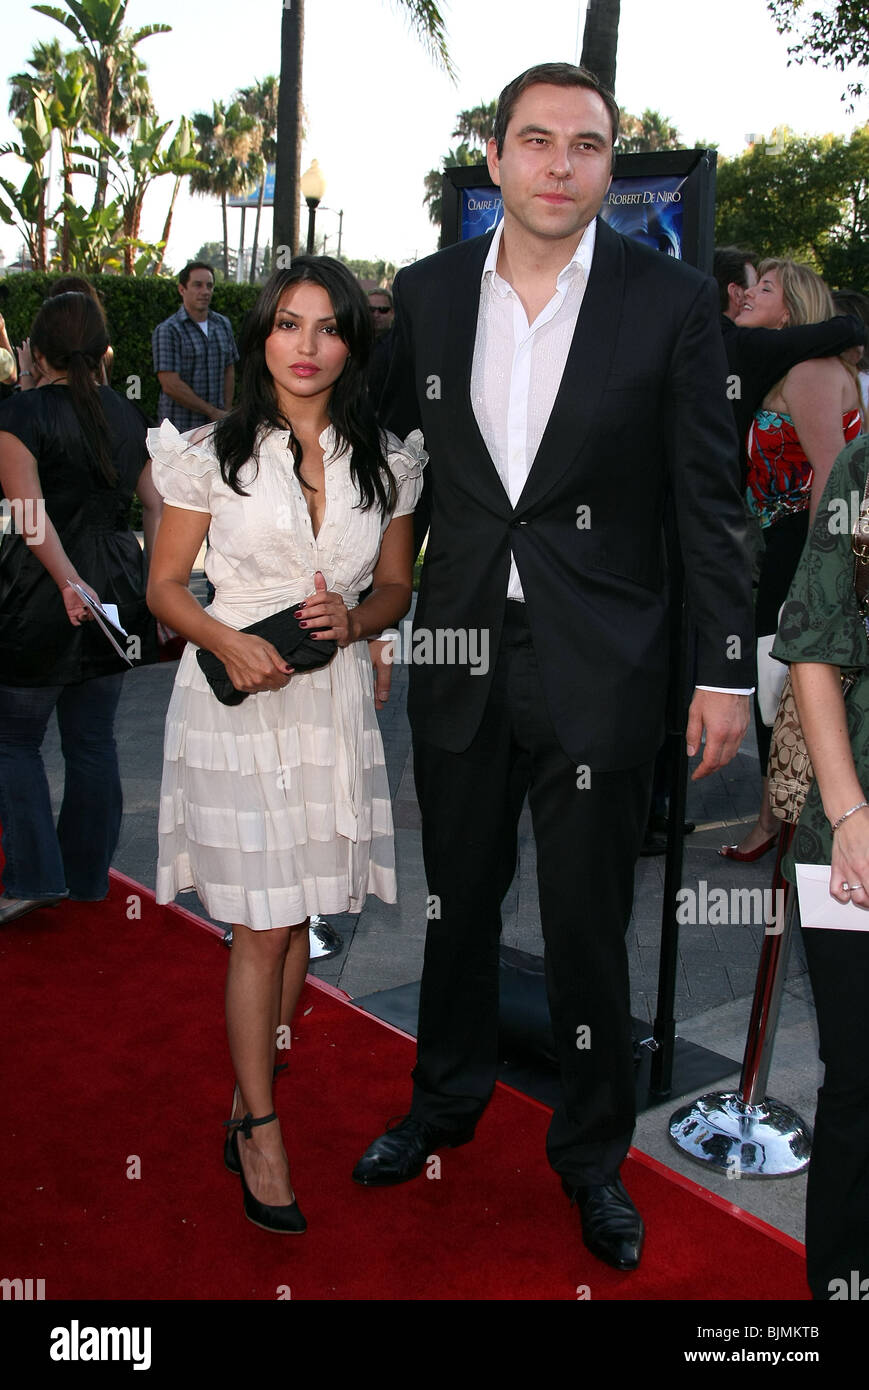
[152, 262, 239, 430]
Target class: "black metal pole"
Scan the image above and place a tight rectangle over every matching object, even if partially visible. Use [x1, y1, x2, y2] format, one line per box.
[274, 0, 304, 259]
[305, 199, 318, 254]
[649, 540, 692, 1099]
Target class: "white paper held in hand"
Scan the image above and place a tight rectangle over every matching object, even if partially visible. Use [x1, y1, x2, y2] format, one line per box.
[66, 580, 133, 666]
[796, 863, 869, 932]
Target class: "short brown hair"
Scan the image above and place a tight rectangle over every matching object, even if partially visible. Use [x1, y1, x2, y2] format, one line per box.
[493, 63, 620, 170]
[179, 260, 215, 287]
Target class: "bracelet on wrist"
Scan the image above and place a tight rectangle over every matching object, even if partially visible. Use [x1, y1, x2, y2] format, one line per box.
[19, 370, 33, 378]
[831, 801, 869, 832]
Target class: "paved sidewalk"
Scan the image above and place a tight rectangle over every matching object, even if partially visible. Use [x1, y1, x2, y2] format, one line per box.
[36, 579, 821, 1250]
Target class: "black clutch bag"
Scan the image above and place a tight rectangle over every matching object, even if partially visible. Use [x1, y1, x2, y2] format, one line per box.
[196, 605, 337, 705]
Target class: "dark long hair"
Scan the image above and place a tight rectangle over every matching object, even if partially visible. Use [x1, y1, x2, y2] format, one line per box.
[214, 257, 396, 513]
[29, 292, 113, 483]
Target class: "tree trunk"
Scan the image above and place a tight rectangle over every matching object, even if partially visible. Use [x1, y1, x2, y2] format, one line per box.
[123, 198, 135, 275]
[61, 145, 73, 272]
[274, 0, 304, 259]
[37, 185, 47, 271]
[237, 204, 247, 282]
[250, 174, 266, 282]
[92, 55, 116, 216]
[222, 192, 229, 280]
[154, 175, 181, 275]
[580, 0, 621, 95]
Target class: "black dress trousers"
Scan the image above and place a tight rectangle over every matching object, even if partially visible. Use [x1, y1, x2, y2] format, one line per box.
[801, 922, 869, 1300]
[410, 600, 654, 1187]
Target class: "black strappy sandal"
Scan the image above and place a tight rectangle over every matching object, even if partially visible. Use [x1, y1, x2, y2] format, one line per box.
[225, 1110, 306, 1235]
[224, 1063, 288, 1174]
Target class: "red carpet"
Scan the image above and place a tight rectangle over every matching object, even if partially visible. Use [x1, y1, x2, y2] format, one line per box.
[1, 872, 808, 1301]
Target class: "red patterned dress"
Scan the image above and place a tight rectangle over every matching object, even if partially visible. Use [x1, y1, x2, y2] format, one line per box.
[747, 407, 862, 530]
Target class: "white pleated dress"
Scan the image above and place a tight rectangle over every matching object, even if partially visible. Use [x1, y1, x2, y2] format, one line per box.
[148, 419, 424, 930]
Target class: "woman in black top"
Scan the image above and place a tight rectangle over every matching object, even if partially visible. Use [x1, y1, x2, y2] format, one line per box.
[0, 292, 161, 923]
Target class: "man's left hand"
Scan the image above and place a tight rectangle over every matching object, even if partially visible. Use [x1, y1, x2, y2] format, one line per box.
[686, 690, 750, 780]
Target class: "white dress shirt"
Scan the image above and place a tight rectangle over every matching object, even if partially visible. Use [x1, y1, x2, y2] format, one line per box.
[469, 217, 750, 696]
[471, 217, 595, 601]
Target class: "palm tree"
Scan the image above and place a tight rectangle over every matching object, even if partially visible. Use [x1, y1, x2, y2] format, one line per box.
[153, 116, 201, 276]
[452, 102, 496, 148]
[0, 91, 56, 269]
[33, 0, 171, 214]
[274, 0, 454, 256]
[88, 114, 203, 273]
[239, 75, 279, 283]
[618, 109, 682, 154]
[423, 143, 478, 230]
[190, 101, 261, 281]
[580, 0, 621, 94]
[423, 102, 495, 233]
[8, 38, 67, 120]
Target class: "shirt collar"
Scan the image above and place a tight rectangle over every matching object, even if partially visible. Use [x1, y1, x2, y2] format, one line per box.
[177, 305, 211, 326]
[482, 216, 597, 297]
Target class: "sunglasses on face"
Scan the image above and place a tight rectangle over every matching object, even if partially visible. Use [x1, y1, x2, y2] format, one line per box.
[370, 305, 392, 315]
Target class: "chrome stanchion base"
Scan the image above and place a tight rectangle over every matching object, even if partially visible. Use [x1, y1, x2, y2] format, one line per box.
[309, 915, 343, 960]
[669, 1091, 811, 1177]
[224, 921, 344, 960]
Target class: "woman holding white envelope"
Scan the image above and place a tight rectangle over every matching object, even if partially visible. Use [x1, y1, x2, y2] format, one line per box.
[0, 292, 160, 924]
[772, 430, 869, 1300]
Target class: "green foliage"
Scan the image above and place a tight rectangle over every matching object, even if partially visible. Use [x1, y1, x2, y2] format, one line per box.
[0, 272, 259, 420]
[4, 10, 180, 272]
[342, 257, 398, 284]
[192, 242, 234, 279]
[422, 103, 497, 230]
[715, 126, 869, 292]
[768, 1, 868, 104]
[392, 0, 455, 81]
[618, 108, 682, 154]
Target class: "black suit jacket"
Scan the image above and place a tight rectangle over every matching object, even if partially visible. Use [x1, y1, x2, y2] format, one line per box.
[381, 218, 755, 770]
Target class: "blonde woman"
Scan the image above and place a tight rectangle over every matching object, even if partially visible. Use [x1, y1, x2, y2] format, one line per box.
[722, 260, 862, 861]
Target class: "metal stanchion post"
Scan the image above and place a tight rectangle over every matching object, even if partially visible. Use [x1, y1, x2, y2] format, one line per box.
[668, 824, 812, 1176]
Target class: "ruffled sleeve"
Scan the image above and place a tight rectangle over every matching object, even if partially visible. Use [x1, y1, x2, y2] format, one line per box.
[146, 419, 218, 514]
[384, 428, 427, 519]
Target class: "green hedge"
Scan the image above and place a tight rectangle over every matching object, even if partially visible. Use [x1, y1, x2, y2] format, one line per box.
[0, 272, 260, 421]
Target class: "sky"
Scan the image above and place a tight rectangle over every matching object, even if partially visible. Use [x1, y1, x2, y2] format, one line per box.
[0, 0, 866, 273]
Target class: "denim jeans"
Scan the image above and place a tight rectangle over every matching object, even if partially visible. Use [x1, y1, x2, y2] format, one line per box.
[0, 674, 124, 901]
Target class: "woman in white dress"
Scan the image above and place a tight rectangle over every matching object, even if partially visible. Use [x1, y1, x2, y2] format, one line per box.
[146, 258, 422, 1233]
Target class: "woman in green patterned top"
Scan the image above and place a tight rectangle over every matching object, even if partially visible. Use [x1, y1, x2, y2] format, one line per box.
[771, 432, 869, 1300]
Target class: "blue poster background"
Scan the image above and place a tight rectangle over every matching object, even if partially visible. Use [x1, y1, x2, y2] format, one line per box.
[460, 172, 688, 260]
[600, 174, 687, 258]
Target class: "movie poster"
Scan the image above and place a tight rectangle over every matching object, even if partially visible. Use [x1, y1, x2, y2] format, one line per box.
[459, 173, 689, 261]
[600, 173, 688, 259]
[460, 188, 503, 241]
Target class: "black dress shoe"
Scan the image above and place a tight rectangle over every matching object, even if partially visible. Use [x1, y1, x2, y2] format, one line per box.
[563, 1177, 644, 1270]
[649, 813, 695, 836]
[353, 1115, 475, 1186]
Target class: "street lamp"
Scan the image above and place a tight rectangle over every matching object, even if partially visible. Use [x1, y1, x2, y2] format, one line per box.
[300, 159, 327, 254]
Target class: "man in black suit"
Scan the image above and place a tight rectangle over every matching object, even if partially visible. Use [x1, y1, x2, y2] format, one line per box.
[354, 63, 754, 1272]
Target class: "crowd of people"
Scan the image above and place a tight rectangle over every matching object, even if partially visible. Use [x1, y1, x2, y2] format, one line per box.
[0, 60, 867, 1299]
